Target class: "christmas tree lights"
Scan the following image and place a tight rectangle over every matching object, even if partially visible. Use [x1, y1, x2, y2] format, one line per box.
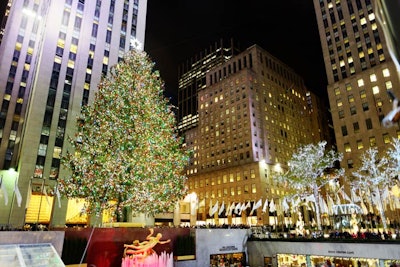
[59, 49, 190, 219]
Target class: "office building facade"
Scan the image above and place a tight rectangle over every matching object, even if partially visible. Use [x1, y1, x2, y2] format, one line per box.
[177, 38, 241, 132]
[183, 44, 328, 225]
[0, 0, 147, 227]
[312, 0, 400, 169]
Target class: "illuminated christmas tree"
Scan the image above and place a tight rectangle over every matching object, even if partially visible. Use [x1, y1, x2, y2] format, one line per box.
[59, 48, 189, 219]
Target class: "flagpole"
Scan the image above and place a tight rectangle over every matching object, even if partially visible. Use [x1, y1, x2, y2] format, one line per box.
[36, 177, 46, 225]
[7, 172, 17, 226]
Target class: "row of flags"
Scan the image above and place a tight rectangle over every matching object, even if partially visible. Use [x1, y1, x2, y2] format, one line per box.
[206, 198, 276, 217]
[203, 185, 400, 218]
[0, 175, 62, 208]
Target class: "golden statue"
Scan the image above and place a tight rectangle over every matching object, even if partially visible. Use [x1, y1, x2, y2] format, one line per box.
[123, 228, 171, 259]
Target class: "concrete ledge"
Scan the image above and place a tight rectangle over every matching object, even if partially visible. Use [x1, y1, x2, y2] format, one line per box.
[102, 222, 145, 228]
[0, 231, 65, 256]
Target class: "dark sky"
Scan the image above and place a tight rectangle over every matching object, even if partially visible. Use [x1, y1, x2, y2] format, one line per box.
[144, 0, 328, 104]
[0, 1, 327, 103]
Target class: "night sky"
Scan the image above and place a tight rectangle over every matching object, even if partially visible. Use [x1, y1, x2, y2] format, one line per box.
[0, 1, 328, 104]
[144, 1, 328, 104]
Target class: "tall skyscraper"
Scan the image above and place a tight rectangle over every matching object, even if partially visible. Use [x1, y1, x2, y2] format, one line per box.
[0, 0, 147, 228]
[183, 44, 328, 225]
[177, 38, 241, 133]
[313, 0, 400, 170]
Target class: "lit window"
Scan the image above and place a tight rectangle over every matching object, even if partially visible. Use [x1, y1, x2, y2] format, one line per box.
[386, 81, 393, 90]
[383, 133, 390, 144]
[357, 140, 363, 149]
[53, 146, 62, 158]
[345, 83, 352, 91]
[368, 13, 375, 21]
[334, 87, 340, 95]
[348, 57, 354, 64]
[337, 98, 343, 107]
[372, 86, 379, 95]
[360, 17, 367, 25]
[237, 186, 241, 195]
[251, 184, 256, 193]
[348, 94, 354, 103]
[230, 187, 235, 196]
[250, 169, 256, 178]
[360, 90, 366, 98]
[370, 74, 377, 82]
[382, 68, 390, 77]
[344, 143, 351, 153]
[357, 79, 364, 87]
[369, 136, 376, 147]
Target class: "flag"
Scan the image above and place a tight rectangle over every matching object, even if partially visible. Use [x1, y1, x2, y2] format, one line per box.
[0, 176, 8, 205]
[210, 201, 219, 216]
[250, 199, 262, 215]
[319, 196, 328, 214]
[238, 203, 246, 215]
[227, 202, 235, 216]
[351, 188, 361, 203]
[234, 202, 242, 214]
[304, 194, 316, 203]
[225, 202, 231, 216]
[14, 180, 22, 207]
[360, 199, 369, 215]
[282, 197, 290, 213]
[327, 195, 334, 215]
[262, 199, 268, 213]
[339, 187, 351, 202]
[242, 201, 250, 211]
[55, 185, 61, 208]
[198, 198, 205, 208]
[269, 198, 276, 213]
[291, 196, 301, 210]
[218, 201, 225, 216]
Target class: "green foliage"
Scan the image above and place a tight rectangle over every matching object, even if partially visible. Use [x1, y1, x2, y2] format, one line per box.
[59, 49, 190, 217]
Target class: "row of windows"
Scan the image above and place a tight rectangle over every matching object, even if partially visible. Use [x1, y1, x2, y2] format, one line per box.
[341, 119, 373, 137]
[344, 133, 392, 154]
[208, 54, 252, 86]
[334, 70, 391, 97]
[345, 132, 399, 169]
[191, 184, 258, 199]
